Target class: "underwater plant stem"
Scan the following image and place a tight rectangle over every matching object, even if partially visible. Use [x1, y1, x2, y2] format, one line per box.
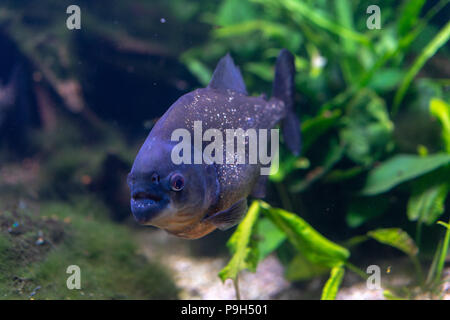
[345, 262, 368, 280]
[275, 183, 293, 212]
[426, 239, 442, 286]
[411, 255, 424, 286]
[233, 276, 241, 300]
[415, 221, 423, 249]
[342, 235, 369, 248]
[435, 217, 450, 283]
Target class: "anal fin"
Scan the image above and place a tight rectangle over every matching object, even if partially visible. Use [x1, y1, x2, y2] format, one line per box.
[203, 198, 248, 230]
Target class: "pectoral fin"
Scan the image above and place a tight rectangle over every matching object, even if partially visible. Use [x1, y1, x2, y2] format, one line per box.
[204, 198, 248, 230]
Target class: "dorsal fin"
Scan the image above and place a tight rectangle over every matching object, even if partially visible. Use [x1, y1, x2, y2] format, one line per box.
[207, 53, 247, 94]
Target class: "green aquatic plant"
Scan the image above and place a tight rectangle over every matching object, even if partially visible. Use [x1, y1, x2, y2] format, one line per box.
[219, 201, 350, 299]
[181, 0, 450, 299]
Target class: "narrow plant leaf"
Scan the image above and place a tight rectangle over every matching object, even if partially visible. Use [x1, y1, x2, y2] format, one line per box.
[334, 0, 355, 53]
[393, 20, 450, 113]
[426, 239, 443, 285]
[367, 228, 418, 257]
[321, 265, 345, 300]
[218, 201, 261, 282]
[398, 0, 426, 36]
[334, 0, 356, 83]
[214, 20, 292, 40]
[290, 141, 344, 192]
[260, 201, 350, 268]
[302, 110, 341, 153]
[280, 0, 370, 45]
[361, 153, 450, 195]
[325, 166, 366, 183]
[435, 218, 450, 283]
[430, 98, 450, 153]
[437, 221, 450, 229]
[182, 58, 212, 86]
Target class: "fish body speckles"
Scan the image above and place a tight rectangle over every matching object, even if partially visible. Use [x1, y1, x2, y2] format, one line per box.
[128, 49, 301, 239]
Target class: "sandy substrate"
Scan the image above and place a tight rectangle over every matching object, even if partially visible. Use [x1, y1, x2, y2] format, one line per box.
[136, 228, 450, 300]
[137, 228, 291, 299]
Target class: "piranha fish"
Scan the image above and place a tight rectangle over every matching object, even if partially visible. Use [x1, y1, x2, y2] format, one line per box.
[128, 49, 301, 239]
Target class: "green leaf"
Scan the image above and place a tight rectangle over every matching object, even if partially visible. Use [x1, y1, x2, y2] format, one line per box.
[334, 0, 355, 53]
[245, 62, 274, 82]
[437, 221, 450, 229]
[407, 182, 448, 225]
[285, 253, 329, 281]
[321, 265, 345, 300]
[325, 166, 365, 183]
[218, 201, 261, 282]
[340, 90, 393, 165]
[398, 0, 426, 36]
[214, 20, 291, 40]
[368, 69, 405, 91]
[182, 58, 212, 86]
[260, 201, 350, 268]
[216, 0, 257, 27]
[302, 110, 341, 153]
[361, 153, 450, 195]
[430, 98, 450, 153]
[280, 0, 370, 45]
[368, 228, 418, 257]
[334, 0, 356, 84]
[393, 20, 450, 113]
[256, 217, 287, 261]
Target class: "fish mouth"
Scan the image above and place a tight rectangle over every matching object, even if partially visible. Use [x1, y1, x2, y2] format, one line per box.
[132, 191, 162, 203]
[130, 189, 166, 224]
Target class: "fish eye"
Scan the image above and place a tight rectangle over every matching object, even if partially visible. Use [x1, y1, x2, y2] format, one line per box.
[169, 173, 184, 192]
[151, 173, 160, 184]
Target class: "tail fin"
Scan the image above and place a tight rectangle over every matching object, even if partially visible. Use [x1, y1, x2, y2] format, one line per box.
[272, 49, 301, 156]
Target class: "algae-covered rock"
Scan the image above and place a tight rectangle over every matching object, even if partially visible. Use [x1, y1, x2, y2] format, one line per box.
[0, 196, 179, 299]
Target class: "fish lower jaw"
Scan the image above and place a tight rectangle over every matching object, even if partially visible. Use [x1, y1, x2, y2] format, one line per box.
[130, 198, 164, 224]
[163, 220, 217, 239]
[131, 202, 217, 238]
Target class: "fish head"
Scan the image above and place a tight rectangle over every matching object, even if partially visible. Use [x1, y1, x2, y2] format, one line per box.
[127, 138, 219, 238]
